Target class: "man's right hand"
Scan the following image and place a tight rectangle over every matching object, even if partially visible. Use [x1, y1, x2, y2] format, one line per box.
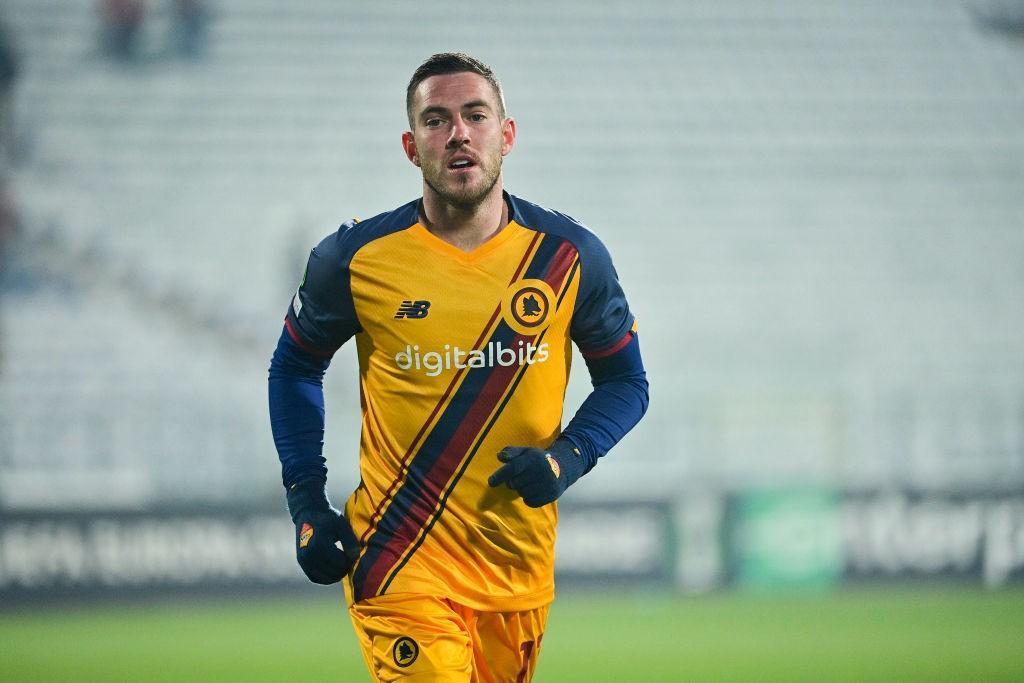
[286, 479, 359, 585]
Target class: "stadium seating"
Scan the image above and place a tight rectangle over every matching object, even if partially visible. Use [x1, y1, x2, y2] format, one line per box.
[1, 0, 1022, 507]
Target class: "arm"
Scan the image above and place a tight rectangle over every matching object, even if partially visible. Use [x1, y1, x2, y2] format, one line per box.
[268, 328, 330, 489]
[559, 331, 649, 471]
[269, 328, 358, 583]
[268, 223, 362, 584]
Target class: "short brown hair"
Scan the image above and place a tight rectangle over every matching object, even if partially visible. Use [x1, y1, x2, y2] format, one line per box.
[406, 52, 506, 129]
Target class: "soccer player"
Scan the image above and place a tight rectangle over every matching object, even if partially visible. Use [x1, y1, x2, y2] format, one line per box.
[269, 52, 649, 682]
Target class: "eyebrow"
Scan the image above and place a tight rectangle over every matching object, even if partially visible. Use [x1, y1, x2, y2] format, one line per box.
[418, 100, 494, 120]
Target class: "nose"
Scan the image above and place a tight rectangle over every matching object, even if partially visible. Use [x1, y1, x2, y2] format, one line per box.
[447, 115, 470, 148]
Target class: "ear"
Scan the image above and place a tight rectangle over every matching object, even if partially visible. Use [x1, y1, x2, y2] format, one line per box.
[401, 131, 420, 167]
[500, 118, 516, 157]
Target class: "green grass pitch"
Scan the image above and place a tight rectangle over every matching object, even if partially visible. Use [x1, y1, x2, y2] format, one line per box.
[2, 587, 1022, 681]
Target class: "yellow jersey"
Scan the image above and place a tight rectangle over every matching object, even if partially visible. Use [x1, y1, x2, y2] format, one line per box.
[284, 192, 635, 611]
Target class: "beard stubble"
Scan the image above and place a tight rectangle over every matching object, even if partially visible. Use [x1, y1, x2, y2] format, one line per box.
[422, 144, 503, 210]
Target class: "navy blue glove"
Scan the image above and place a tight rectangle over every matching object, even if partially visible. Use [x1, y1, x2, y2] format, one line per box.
[487, 439, 587, 507]
[286, 479, 359, 585]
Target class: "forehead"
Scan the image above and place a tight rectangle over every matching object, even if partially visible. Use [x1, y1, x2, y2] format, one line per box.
[412, 72, 499, 113]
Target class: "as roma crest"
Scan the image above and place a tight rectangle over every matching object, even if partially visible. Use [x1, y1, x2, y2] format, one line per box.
[393, 636, 419, 667]
[502, 279, 556, 335]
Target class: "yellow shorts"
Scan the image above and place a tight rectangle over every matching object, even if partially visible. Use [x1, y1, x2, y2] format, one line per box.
[347, 591, 550, 683]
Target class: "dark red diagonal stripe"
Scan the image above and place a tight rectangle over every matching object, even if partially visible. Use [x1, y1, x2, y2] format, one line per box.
[542, 241, 577, 290]
[357, 338, 532, 598]
[357, 304, 499, 546]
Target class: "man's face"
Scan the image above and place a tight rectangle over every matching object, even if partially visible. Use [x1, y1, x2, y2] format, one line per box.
[403, 72, 515, 209]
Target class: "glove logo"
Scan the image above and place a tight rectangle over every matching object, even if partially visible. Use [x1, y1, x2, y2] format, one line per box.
[545, 453, 561, 478]
[393, 636, 419, 668]
[298, 522, 314, 548]
[502, 279, 556, 335]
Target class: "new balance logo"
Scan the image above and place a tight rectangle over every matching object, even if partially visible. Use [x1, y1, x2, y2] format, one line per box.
[394, 300, 431, 319]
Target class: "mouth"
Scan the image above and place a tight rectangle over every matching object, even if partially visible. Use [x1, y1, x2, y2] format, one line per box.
[447, 155, 477, 172]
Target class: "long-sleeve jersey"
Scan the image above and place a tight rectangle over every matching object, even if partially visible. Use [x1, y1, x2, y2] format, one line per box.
[270, 192, 647, 610]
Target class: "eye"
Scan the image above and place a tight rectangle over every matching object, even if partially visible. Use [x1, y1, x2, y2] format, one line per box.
[424, 117, 445, 128]
[469, 112, 487, 122]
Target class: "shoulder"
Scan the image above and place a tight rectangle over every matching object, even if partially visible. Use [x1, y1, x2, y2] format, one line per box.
[312, 197, 420, 266]
[510, 195, 635, 350]
[508, 194, 604, 248]
[507, 193, 617, 271]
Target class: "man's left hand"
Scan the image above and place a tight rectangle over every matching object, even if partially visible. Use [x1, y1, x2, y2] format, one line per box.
[487, 441, 583, 507]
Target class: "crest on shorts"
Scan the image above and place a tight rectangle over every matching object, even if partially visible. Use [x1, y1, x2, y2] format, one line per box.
[393, 636, 419, 667]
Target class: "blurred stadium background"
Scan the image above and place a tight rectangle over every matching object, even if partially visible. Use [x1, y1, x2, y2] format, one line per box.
[1, 0, 1023, 680]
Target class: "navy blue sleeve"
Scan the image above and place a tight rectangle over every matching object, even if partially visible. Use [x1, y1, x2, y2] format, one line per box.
[284, 221, 361, 356]
[268, 327, 332, 489]
[270, 222, 360, 490]
[558, 333, 649, 472]
[569, 231, 635, 357]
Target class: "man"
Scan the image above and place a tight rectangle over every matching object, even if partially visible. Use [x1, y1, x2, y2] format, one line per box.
[269, 53, 648, 682]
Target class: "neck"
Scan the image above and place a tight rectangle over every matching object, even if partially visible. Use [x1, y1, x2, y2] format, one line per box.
[420, 182, 508, 252]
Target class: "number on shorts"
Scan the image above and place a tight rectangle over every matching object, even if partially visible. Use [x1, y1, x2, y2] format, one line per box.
[517, 634, 543, 683]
